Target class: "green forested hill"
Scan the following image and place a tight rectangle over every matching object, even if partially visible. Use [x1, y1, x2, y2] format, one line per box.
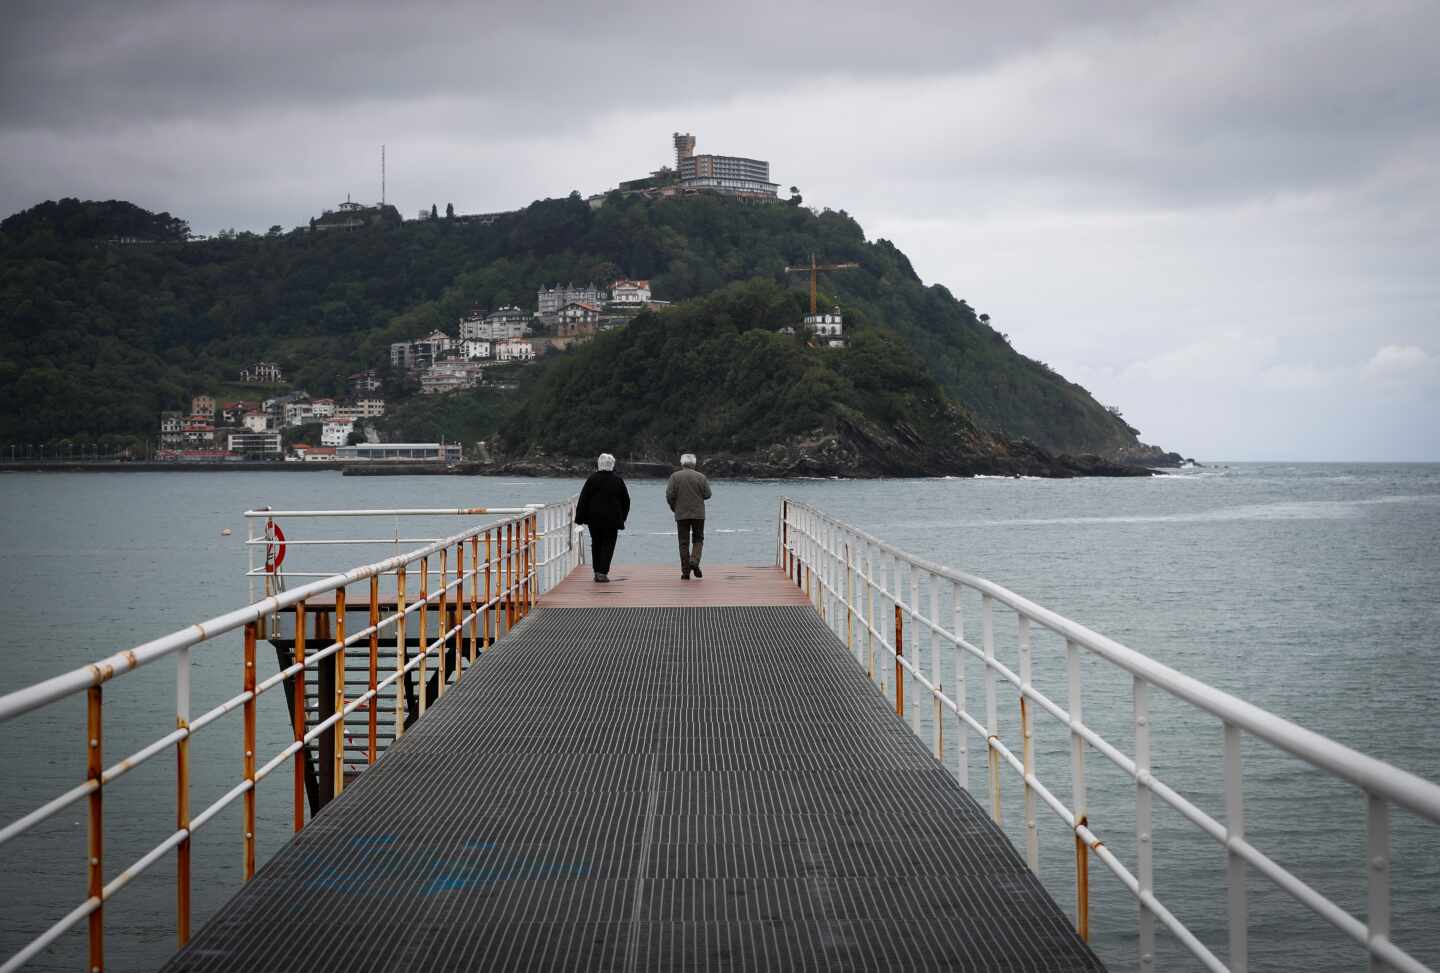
[0, 193, 1155, 458]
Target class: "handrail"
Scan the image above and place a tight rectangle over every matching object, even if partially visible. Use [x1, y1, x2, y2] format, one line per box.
[0, 497, 581, 973]
[778, 497, 1440, 973]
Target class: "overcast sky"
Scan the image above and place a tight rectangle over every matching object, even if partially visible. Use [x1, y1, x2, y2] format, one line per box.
[2, 0, 1436, 460]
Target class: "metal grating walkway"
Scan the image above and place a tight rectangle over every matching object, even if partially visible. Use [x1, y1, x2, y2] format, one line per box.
[162, 602, 1103, 972]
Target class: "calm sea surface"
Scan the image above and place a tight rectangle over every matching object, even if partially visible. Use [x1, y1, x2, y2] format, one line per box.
[1, 465, 1437, 971]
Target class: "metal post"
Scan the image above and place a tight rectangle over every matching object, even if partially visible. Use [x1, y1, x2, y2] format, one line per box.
[88, 685, 103, 973]
[865, 547, 875, 680]
[845, 542, 854, 654]
[909, 567, 920, 734]
[504, 523, 514, 632]
[332, 587, 346, 799]
[1224, 721, 1247, 972]
[417, 560, 428, 717]
[483, 531, 492, 651]
[469, 535, 480, 662]
[1018, 615, 1038, 872]
[368, 576, 379, 763]
[394, 567, 407, 740]
[954, 581, 968, 790]
[242, 621, 256, 880]
[983, 594, 1001, 825]
[1067, 638, 1089, 940]
[894, 603, 905, 717]
[437, 548, 448, 695]
[292, 602, 306, 831]
[1367, 794, 1391, 973]
[1135, 678, 1154, 970]
[175, 644, 191, 946]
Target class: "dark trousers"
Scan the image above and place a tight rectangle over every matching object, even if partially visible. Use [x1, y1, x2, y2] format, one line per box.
[590, 525, 619, 574]
[677, 518, 704, 570]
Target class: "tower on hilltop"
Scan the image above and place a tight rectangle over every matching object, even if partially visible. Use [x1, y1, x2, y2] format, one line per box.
[673, 132, 696, 169]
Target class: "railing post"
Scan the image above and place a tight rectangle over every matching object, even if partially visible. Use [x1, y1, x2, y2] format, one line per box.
[332, 587, 346, 799]
[417, 559, 428, 717]
[1067, 638, 1088, 941]
[894, 602, 904, 717]
[1367, 794, 1391, 973]
[394, 567, 407, 740]
[292, 602, 306, 831]
[469, 535, 480, 662]
[454, 540, 464, 674]
[865, 545, 875, 680]
[845, 542, 854, 654]
[175, 644, 191, 947]
[483, 530, 493, 651]
[953, 581, 968, 790]
[368, 575, 379, 764]
[909, 567, 920, 734]
[242, 621, 256, 880]
[437, 547, 448, 695]
[505, 522, 514, 632]
[87, 685, 103, 973]
[1135, 677, 1155, 970]
[1224, 721, 1248, 972]
[780, 499, 789, 571]
[1018, 615, 1038, 872]
[983, 594, 1001, 825]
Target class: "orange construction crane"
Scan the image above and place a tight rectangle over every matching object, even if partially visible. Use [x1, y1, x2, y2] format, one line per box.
[784, 253, 860, 314]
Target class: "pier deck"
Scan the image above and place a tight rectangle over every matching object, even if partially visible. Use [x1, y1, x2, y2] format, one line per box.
[162, 565, 1100, 972]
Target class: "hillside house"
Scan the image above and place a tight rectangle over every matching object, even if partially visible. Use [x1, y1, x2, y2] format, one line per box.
[610, 279, 652, 304]
[495, 337, 536, 362]
[420, 361, 486, 395]
[537, 284, 604, 324]
[226, 432, 282, 457]
[191, 395, 216, 418]
[557, 301, 601, 337]
[348, 370, 382, 394]
[321, 421, 355, 446]
[240, 361, 283, 384]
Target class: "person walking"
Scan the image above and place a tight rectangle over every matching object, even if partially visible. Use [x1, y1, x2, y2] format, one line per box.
[575, 453, 629, 583]
[665, 452, 711, 580]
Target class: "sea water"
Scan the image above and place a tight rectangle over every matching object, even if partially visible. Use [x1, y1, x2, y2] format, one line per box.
[1, 464, 1437, 971]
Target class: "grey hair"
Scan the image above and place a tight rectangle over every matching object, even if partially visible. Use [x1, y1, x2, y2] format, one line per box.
[680, 453, 697, 468]
[597, 453, 616, 471]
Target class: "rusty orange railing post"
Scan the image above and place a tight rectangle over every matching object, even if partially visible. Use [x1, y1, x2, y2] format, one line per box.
[895, 604, 905, 717]
[394, 566, 407, 741]
[437, 548, 448, 696]
[368, 575, 379, 764]
[333, 587, 346, 800]
[417, 559, 429, 717]
[175, 644, 191, 948]
[1076, 815, 1091, 941]
[292, 602, 306, 832]
[468, 535, 480, 662]
[484, 530, 493, 651]
[504, 523, 514, 633]
[87, 685, 103, 972]
[454, 540, 465, 675]
[242, 621, 256, 880]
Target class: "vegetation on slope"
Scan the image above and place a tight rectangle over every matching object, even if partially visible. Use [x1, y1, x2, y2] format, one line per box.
[0, 194, 1151, 458]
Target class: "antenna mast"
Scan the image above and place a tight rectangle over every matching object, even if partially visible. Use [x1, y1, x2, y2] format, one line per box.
[381, 145, 386, 205]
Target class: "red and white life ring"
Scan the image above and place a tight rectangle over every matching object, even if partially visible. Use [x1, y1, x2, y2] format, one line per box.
[265, 519, 287, 573]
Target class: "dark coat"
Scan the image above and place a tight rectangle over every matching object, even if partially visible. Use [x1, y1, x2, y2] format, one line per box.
[576, 470, 630, 530]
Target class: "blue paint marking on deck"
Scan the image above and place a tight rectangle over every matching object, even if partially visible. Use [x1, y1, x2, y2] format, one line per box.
[160, 604, 1104, 971]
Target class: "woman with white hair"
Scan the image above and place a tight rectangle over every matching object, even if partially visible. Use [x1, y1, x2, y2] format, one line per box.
[574, 453, 630, 583]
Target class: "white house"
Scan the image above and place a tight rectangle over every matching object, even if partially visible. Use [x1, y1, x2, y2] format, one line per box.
[803, 311, 845, 347]
[557, 301, 601, 337]
[610, 278, 651, 304]
[462, 339, 491, 360]
[284, 402, 315, 427]
[310, 398, 336, 419]
[242, 412, 272, 433]
[321, 421, 355, 446]
[495, 337, 536, 362]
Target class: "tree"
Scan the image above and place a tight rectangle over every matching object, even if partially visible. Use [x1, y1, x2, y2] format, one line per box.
[445, 203, 455, 219]
[267, 225, 283, 238]
[787, 186, 803, 207]
[431, 203, 438, 220]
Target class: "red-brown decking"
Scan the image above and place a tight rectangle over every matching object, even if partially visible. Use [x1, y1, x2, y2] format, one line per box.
[539, 563, 812, 608]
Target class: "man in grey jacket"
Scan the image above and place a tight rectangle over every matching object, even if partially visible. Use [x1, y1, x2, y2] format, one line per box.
[665, 452, 712, 580]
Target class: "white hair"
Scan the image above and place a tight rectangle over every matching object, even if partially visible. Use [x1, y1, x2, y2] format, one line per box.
[597, 453, 616, 471]
[680, 453, 697, 468]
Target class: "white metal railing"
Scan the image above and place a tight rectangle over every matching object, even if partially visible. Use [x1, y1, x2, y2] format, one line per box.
[0, 498, 581, 973]
[777, 498, 1440, 973]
